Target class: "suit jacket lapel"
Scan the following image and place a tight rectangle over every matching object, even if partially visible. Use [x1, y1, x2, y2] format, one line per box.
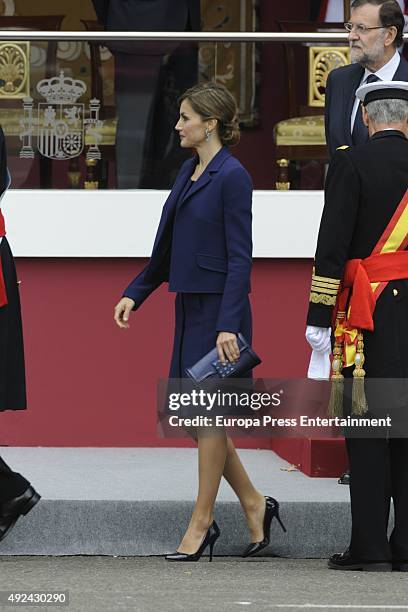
[179, 170, 212, 206]
[393, 54, 408, 80]
[178, 146, 232, 208]
[344, 64, 365, 143]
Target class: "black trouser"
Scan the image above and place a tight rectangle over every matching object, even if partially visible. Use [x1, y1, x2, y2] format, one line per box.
[347, 437, 408, 562]
[0, 454, 29, 503]
[0, 237, 26, 411]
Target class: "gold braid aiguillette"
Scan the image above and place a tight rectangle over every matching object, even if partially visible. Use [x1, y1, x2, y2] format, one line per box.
[328, 338, 344, 417]
[352, 332, 368, 415]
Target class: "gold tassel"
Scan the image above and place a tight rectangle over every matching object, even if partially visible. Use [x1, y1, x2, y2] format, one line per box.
[352, 332, 368, 415]
[328, 341, 344, 417]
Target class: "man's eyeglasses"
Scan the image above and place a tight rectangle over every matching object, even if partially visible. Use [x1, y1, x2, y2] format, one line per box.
[344, 22, 393, 34]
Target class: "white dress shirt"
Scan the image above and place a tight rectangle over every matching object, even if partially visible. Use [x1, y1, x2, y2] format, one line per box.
[350, 50, 402, 131]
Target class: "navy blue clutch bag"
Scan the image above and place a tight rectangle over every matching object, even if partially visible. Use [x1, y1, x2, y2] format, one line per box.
[185, 333, 261, 383]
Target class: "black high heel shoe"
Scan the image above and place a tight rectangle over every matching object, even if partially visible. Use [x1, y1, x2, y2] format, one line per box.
[165, 521, 220, 562]
[242, 496, 286, 558]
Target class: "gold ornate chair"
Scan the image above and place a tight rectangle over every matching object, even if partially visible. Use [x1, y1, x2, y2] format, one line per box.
[0, 16, 64, 187]
[274, 21, 350, 189]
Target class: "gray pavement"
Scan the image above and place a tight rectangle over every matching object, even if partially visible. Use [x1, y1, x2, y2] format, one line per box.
[0, 557, 407, 612]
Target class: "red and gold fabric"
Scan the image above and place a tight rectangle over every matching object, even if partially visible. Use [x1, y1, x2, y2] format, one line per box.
[334, 188, 408, 368]
[0, 209, 5, 237]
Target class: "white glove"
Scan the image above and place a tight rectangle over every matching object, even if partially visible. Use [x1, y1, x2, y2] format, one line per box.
[305, 326, 331, 352]
[305, 326, 332, 380]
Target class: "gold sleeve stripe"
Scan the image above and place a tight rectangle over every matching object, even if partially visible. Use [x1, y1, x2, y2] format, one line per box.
[311, 280, 341, 289]
[309, 292, 337, 305]
[310, 286, 339, 295]
[311, 274, 341, 285]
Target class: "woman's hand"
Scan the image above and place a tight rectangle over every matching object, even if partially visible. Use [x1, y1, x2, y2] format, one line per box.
[216, 332, 240, 364]
[114, 297, 135, 329]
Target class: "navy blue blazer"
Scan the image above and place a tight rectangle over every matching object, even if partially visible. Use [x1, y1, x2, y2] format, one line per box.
[123, 146, 253, 334]
[325, 53, 408, 157]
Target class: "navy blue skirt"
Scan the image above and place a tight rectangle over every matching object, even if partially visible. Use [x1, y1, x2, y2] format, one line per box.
[168, 292, 252, 379]
[160, 293, 253, 422]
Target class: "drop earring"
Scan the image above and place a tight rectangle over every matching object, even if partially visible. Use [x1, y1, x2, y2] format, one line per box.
[205, 128, 211, 141]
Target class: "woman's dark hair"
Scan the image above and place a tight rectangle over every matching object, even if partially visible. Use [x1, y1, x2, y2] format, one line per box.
[179, 82, 240, 146]
[350, 0, 405, 47]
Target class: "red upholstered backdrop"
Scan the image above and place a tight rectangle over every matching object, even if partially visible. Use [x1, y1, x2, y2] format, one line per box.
[0, 258, 312, 447]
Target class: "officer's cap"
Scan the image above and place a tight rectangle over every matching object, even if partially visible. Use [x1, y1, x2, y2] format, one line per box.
[356, 80, 408, 106]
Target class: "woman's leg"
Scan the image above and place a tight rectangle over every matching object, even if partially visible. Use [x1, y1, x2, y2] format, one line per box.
[222, 436, 266, 542]
[177, 431, 267, 552]
[176, 428, 227, 553]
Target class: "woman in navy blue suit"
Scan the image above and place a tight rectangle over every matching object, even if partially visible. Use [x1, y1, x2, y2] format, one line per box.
[114, 83, 284, 561]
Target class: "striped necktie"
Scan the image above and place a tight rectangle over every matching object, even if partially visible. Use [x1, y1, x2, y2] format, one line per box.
[352, 74, 380, 146]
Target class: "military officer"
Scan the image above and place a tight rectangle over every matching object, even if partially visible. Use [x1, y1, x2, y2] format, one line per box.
[306, 80, 408, 571]
[0, 127, 40, 544]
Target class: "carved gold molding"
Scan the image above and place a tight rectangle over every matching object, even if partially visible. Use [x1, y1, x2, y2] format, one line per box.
[0, 41, 30, 98]
[308, 46, 350, 107]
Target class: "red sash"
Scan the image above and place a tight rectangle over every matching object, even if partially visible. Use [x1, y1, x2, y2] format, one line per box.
[0, 209, 5, 237]
[334, 188, 408, 367]
[337, 250, 408, 331]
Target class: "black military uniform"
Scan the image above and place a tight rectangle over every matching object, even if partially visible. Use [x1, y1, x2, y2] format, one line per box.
[0, 127, 40, 543]
[307, 83, 408, 570]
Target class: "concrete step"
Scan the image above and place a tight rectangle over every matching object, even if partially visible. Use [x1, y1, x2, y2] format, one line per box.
[0, 448, 351, 557]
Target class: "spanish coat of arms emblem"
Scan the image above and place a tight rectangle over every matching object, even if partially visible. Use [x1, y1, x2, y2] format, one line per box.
[20, 71, 103, 161]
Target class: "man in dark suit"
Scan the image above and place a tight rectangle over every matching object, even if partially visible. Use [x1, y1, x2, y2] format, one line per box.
[307, 80, 408, 570]
[325, 0, 408, 156]
[92, 0, 200, 188]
